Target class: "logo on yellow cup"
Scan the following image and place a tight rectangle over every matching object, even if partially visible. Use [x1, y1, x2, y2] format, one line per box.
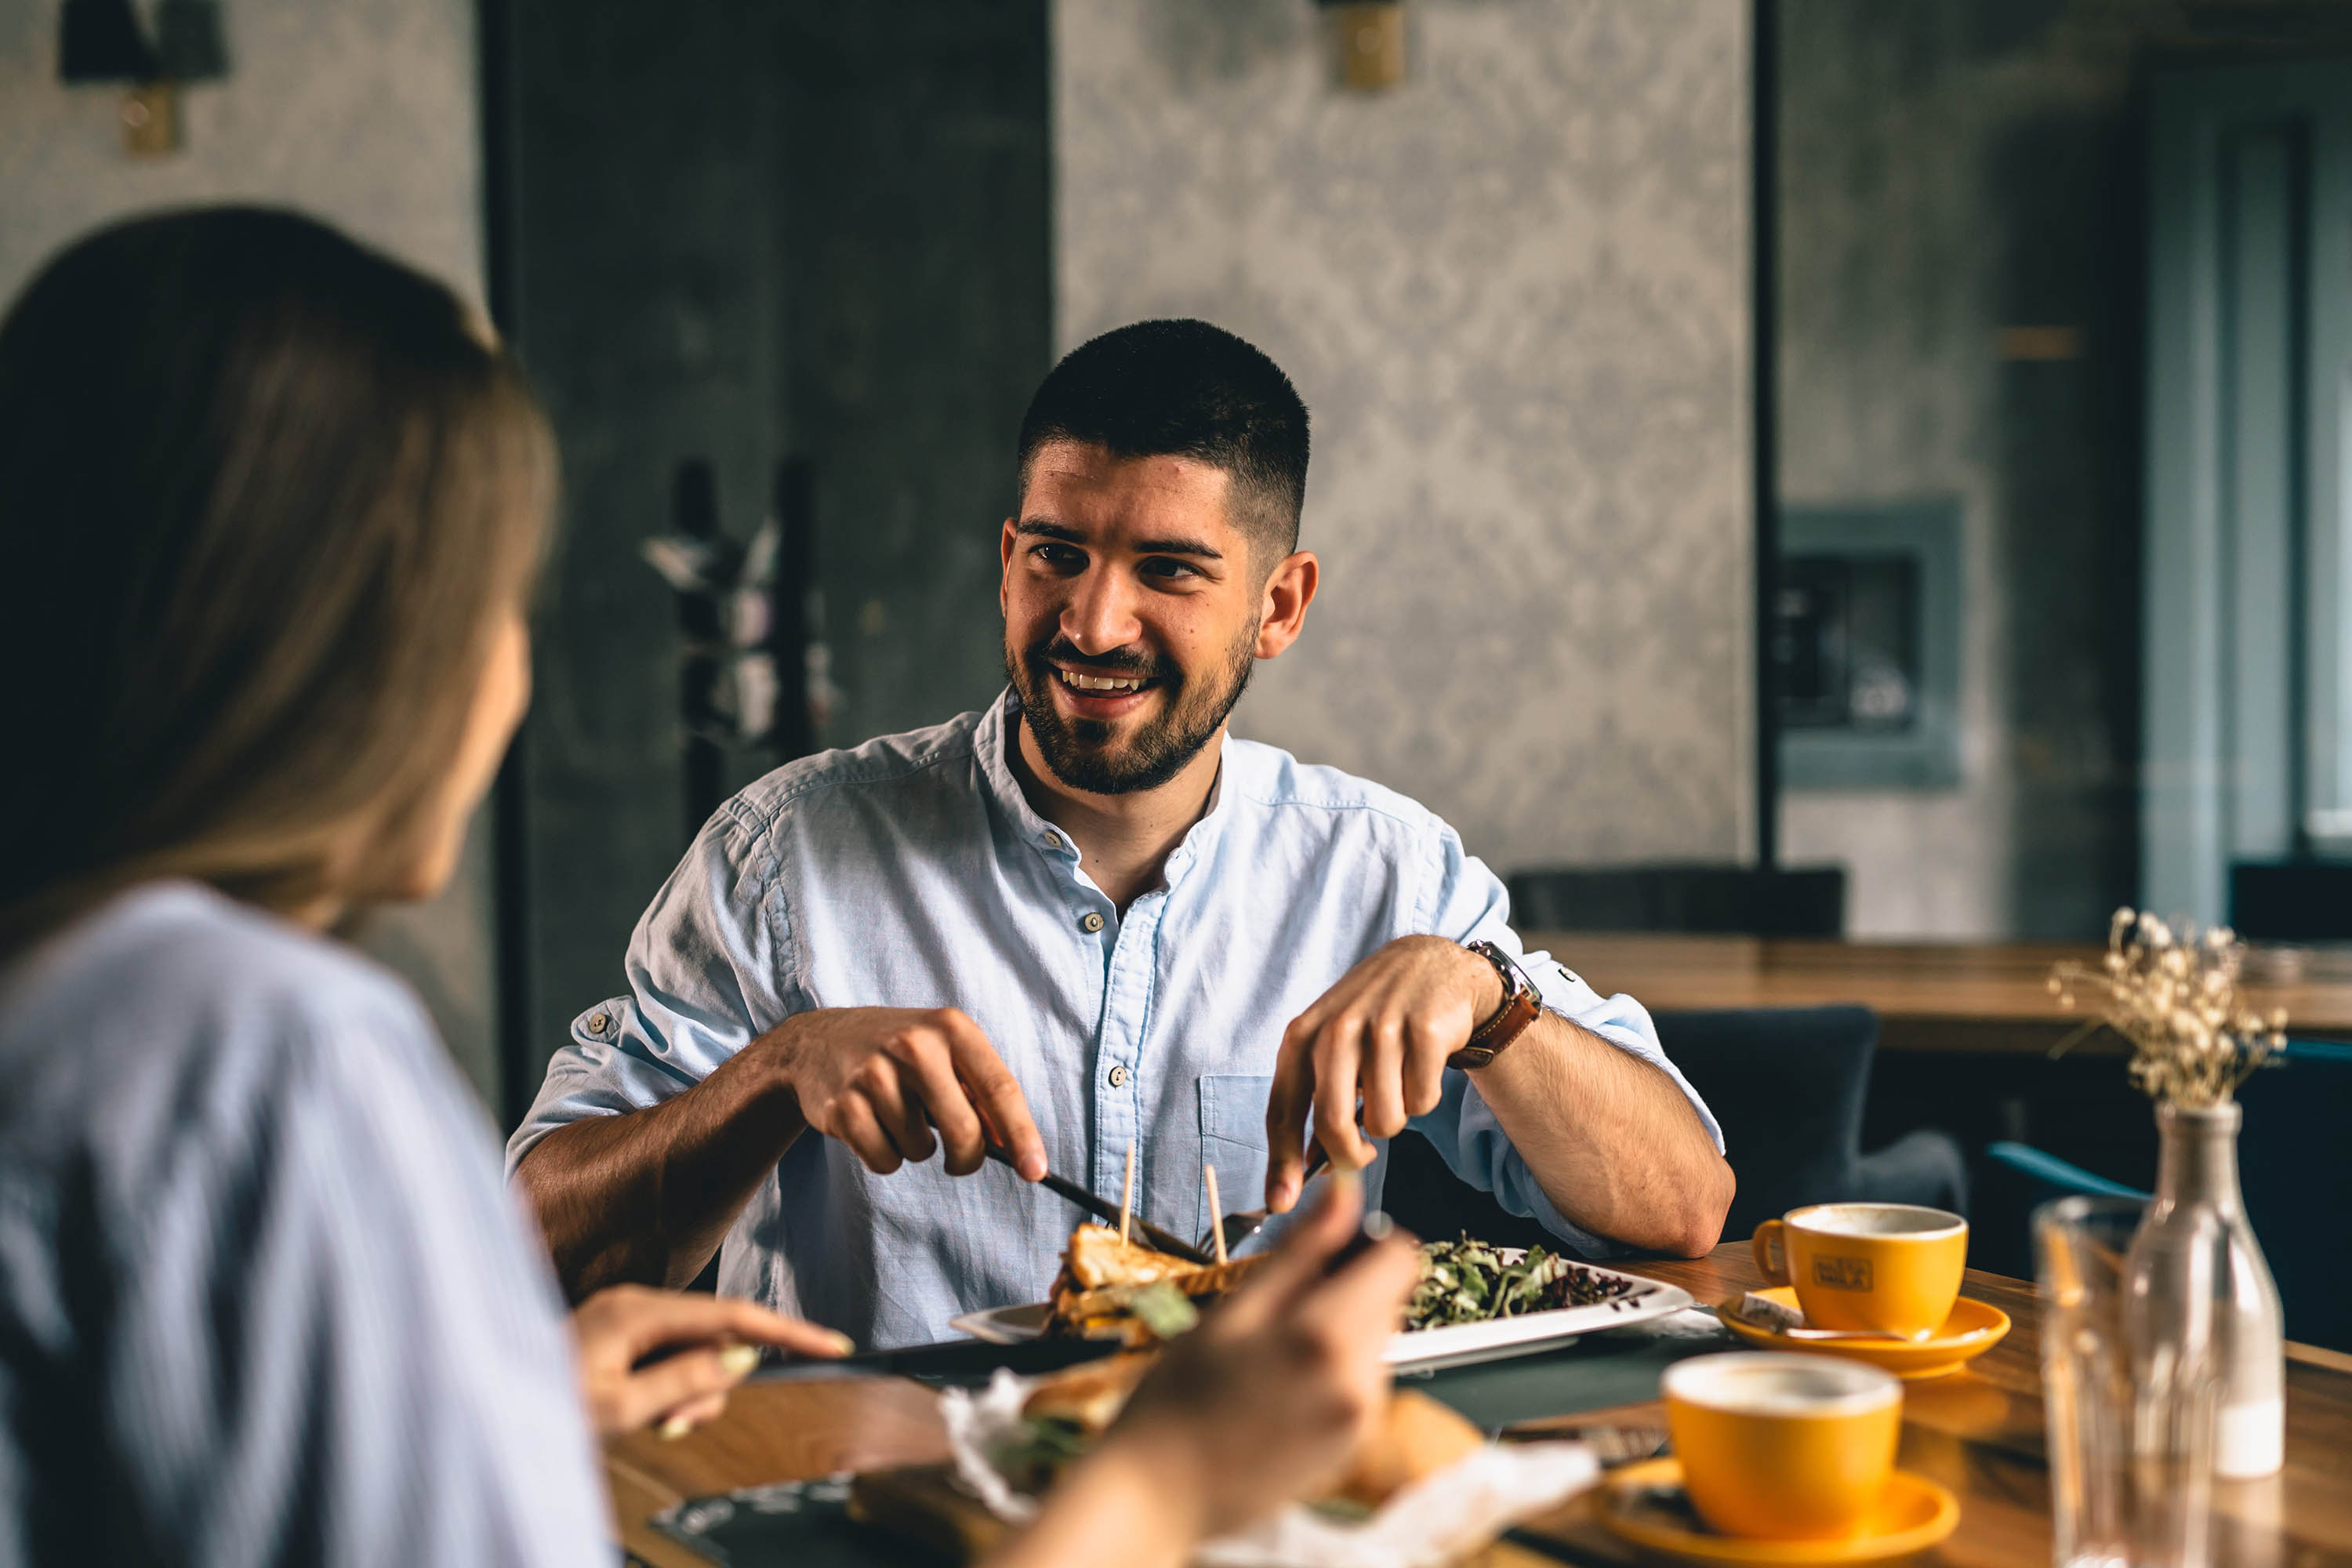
[1810, 1255, 1874, 1291]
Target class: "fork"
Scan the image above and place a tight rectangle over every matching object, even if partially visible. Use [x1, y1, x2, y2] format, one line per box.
[1199, 1145, 1333, 1256]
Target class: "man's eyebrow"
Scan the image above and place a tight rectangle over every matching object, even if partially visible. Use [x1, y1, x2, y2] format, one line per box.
[1015, 519, 1225, 561]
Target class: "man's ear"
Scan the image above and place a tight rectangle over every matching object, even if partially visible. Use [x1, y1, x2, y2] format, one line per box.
[1000, 517, 1018, 619]
[1254, 550, 1319, 660]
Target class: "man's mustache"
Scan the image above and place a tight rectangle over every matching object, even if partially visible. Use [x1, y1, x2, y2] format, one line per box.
[1024, 637, 1177, 683]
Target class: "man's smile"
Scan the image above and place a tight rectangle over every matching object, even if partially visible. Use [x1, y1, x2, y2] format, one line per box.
[1047, 659, 1165, 719]
[1056, 667, 1150, 694]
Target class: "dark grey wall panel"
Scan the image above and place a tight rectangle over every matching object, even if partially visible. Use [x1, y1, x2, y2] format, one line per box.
[497, 2, 1049, 1102]
[777, 4, 1052, 746]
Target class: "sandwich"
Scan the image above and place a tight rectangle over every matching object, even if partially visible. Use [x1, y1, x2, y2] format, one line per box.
[1044, 1223, 1264, 1345]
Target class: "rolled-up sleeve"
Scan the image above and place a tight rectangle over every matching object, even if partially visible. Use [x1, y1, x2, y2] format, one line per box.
[1404, 826, 1723, 1257]
[506, 803, 799, 1176]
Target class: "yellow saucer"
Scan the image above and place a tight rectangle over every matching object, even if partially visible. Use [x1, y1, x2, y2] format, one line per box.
[1714, 1287, 2010, 1380]
[1595, 1457, 1960, 1563]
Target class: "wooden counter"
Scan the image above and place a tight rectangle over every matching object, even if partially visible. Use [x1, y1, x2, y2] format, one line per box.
[1526, 931, 2352, 1052]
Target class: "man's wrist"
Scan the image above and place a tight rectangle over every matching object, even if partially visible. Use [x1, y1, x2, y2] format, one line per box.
[1460, 942, 1508, 1025]
[746, 1014, 811, 1112]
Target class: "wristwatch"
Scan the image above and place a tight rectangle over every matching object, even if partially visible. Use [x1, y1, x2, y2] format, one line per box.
[1447, 939, 1541, 1070]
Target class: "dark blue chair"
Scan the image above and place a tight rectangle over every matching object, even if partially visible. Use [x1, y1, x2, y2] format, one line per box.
[1980, 1040, 2352, 1351]
[1381, 1006, 1966, 1252]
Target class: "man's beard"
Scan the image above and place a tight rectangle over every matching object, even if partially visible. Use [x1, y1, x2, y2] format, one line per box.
[1007, 625, 1258, 795]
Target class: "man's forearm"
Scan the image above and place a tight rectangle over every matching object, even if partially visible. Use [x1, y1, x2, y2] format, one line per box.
[1471, 1014, 1733, 1256]
[516, 1040, 805, 1299]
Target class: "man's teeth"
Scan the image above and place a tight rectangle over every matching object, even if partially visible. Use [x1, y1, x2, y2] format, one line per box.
[1062, 670, 1148, 693]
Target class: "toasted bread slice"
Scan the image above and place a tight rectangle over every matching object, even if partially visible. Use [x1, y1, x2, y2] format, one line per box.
[1064, 1224, 1204, 1290]
[1059, 1255, 1265, 1321]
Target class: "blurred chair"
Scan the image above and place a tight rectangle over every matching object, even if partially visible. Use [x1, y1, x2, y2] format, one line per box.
[1507, 864, 1846, 938]
[1978, 1040, 2352, 1352]
[2230, 861, 2352, 941]
[1381, 1006, 1966, 1254]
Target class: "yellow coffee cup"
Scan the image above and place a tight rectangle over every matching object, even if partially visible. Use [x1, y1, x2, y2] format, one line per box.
[1751, 1202, 1967, 1339]
[1663, 1352, 1904, 1539]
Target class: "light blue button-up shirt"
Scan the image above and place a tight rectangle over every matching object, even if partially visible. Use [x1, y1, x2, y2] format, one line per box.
[510, 692, 1720, 1349]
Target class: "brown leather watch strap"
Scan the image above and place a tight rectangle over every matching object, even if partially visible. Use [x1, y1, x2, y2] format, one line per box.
[1447, 941, 1541, 1070]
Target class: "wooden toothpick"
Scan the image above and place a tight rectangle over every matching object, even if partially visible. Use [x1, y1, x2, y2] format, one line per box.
[1120, 1142, 1136, 1246]
[1203, 1163, 1228, 1265]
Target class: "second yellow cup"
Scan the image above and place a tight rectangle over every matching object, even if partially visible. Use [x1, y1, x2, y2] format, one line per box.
[1751, 1202, 1967, 1338]
[1664, 1352, 1904, 1539]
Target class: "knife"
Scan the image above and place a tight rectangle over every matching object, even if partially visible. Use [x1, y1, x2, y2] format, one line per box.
[985, 1144, 1214, 1265]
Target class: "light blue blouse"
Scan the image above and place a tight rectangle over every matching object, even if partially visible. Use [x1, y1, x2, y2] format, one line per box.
[513, 691, 1720, 1350]
[0, 884, 605, 1566]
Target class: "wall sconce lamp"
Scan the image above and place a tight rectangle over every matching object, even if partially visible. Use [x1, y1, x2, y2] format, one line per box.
[1315, 0, 1405, 92]
[60, 0, 230, 155]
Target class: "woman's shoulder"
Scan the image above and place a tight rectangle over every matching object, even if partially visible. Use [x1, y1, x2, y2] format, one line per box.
[0, 881, 444, 1178]
[5, 879, 426, 1038]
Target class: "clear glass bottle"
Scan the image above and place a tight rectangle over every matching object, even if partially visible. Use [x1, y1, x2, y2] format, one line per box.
[2129, 1101, 2284, 1479]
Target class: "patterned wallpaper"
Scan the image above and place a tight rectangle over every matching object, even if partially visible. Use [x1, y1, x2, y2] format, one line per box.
[1053, 0, 1755, 873]
[0, 0, 499, 1105]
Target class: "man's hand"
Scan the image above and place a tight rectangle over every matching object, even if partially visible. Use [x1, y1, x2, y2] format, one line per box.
[572, 1284, 853, 1438]
[767, 1007, 1048, 1181]
[1262, 938, 1734, 1256]
[1263, 936, 1501, 1212]
[520, 1004, 1049, 1300]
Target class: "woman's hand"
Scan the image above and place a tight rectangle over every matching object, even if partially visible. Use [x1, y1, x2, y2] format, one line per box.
[571, 1284, 854, 1438]
[985, 1178, 1419, 1568]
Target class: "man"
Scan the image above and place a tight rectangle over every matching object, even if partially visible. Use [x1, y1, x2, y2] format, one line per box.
[511, 320, 1732, 1348]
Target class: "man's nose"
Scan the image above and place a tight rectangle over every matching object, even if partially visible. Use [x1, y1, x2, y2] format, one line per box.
[1060, 566, 1144, 655]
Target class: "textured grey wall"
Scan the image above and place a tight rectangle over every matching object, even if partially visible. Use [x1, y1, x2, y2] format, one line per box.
[1775, 0, 2147, 939]
[0, 0, 500, 1102]
[1053, 0, 1755, 873]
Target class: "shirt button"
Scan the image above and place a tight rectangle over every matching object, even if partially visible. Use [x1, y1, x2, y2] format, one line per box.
[1080, 911, 1105, 934]
[1108, 1065, 1130, 1088]
[587, 1012, 612, 1036]
[1043, 830, 1063, 850]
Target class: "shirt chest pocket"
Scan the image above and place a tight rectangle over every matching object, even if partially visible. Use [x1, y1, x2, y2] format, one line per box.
[1196, 1073, 1274, 1246]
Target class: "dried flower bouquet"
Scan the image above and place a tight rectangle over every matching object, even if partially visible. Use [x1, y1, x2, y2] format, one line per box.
[2046, 908, 2286, 1107]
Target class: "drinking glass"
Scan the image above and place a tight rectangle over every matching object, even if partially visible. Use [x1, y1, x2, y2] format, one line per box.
[2036, 1196, 2220, 1568]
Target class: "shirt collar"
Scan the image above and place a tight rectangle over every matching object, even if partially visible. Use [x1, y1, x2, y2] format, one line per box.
[975, 687, 1240, 888]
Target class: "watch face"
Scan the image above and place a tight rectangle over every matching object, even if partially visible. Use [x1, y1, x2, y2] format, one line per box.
[1474, 940, 1529, 998]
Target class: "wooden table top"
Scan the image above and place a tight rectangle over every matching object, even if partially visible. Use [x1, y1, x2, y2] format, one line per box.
[1526, 931, 2352, 1051]
[605, 1241, 2352, 1567]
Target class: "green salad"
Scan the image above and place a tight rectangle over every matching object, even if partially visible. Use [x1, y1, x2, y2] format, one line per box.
[1404, 1236, 1637, 1330]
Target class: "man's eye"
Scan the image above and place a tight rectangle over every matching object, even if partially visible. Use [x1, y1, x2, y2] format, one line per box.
[1141, 557, 1203, 580]
[1032, 543, 1085, 570]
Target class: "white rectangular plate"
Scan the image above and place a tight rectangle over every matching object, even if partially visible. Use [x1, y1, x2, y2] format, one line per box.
[947, 1256, 1693, 1375]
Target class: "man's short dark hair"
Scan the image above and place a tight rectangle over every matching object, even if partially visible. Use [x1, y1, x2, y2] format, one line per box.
[1016, 318, 1310, 560]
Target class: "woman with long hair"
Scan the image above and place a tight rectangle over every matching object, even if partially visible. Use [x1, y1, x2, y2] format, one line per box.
[0, 208, 1414, 1565]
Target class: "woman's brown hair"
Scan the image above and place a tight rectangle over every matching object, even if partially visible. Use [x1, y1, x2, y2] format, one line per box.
[0, 206, 554, 946]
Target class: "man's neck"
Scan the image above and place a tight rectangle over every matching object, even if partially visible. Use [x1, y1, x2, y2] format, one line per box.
[1011, 719, 1225, 913]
